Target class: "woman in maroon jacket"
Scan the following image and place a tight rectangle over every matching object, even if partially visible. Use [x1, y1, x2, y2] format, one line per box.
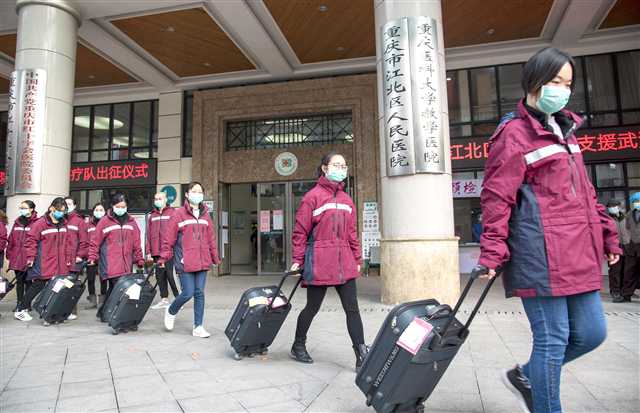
[7, 200, 37, 315]
[289, 152, 367, 369]
[88, 193, 144, 320]
[15, 198, 70, 324]
[160, 182, 220, 338]
[478, 48, 621, 413]
[84, 202, 107, 309]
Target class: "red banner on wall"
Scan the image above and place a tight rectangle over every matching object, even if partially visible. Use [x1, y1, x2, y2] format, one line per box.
[451, 127, 640, 170]
[69, 159, 157, 189]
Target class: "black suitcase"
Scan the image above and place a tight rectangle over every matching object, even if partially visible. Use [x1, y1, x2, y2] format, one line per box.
[225, 270, 302, 360]
[356, 267, 499, 413]
[101, 268, 157, 334]
[34, 273, 87, 324]
[0, 277, 16, 302]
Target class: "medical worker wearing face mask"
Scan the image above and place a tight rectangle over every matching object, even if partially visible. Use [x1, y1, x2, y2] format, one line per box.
[622, 192, 640, 302]
[289, 151, 368, 371]
[159, 182, 220, 338]
[604, 200, 630, 302]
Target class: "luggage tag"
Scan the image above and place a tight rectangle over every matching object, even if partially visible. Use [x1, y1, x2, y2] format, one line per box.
[62, 278, 75, 288]
[396, 317, 434, 355]
[0, 281, 6, 294]
[125, 283, 142, 300]
[267, 296, 287, 308]
[248, 296, 269, 307]
[52, 279, 66, 293]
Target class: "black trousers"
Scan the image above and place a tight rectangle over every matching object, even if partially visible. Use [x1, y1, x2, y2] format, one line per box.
[153, 257, 179, 298]
[608, 255, 625, 295]
[295, 278, 365, 346]
[13, 270, 31, 310]
[18, 279, 47, 312]
[86, 265, 107, 296]
[622, 254, 640, 297]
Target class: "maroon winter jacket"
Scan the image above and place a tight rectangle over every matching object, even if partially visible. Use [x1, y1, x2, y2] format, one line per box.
[145, 207, 175, 257]
[66, 211, 89, 272]
[160, 201, 220, 273]
[292, 176, 361, 286]
[479, 100, 622, 298]
[88, 212, 144, 280]
[7, 213, 38, 272]
[0, 221, 7, 259]
[24, 214, 71, 280]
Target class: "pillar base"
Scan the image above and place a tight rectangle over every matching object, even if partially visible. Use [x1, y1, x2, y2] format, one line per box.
[380, 237, 460, 305]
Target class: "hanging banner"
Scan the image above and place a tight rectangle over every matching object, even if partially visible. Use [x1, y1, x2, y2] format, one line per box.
[381, 16, 444, 177]
[69, 159, 157, 189]
[5, 69, 47, 194]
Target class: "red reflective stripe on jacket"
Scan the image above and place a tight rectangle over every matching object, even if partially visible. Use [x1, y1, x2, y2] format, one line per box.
[88, 212, 144, 279]
[145, 207, 175, 257]
[160, 201, 220, 273]
[24, 215, 70, 280]
[7, 213, 38, 271]
[291, 176, 361, 286]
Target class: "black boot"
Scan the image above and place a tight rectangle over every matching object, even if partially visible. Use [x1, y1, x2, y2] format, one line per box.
[85, 295, 97, 309]
[290, 338, 313, 364]
[353, 344, 369, 371]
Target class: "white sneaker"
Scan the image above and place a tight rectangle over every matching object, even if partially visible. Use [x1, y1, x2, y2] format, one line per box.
[151, 298, 170, 310]
[67, 313, 78, 321]
[43, 321, 51, 326]
[164, 307, 175, 331]
[14, 310, 32, 322]
[192, 325, 211, 338]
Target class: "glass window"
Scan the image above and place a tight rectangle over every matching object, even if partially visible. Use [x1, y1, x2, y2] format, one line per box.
[567, 58, 586, 114]
[470, 67, 497, 121]
[595, 163, 624, 188]
[152, 100, 158, 156]
[622, 111, 640, 125]
[585, 55, 617, 112]
[597, 190, 626, 207]
[617, 51, 640, 110]
[132, 101, 151, 147]
[498, 64, 523, 115]
[453, 198, 482, 244]
[73, 107, 90, 151]
[590, 113, 619, 127]
[72, 152, 88, 162]
[453, 172, 475, 180]
[183, 93, 193, 157]
[111, 103, 131, 155]
[131, 148, 150, 159]
[447, 70, 471, 124]
[91, 151, 109, 162]
[92, 105, 111, 151]
[627, 162, 640, 187]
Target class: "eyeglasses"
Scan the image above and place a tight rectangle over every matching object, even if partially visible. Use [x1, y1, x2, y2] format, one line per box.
[328, 163, 348, 170]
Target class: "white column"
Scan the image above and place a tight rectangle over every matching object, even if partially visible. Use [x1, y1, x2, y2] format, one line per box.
[7, 0, 80, 220]
[374, 0, 459, 305]
[156, 91, 186, 207]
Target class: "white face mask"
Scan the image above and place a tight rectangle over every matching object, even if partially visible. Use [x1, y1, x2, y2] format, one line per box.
[633, 202, 640, 211]
[607, 207, 619, 215]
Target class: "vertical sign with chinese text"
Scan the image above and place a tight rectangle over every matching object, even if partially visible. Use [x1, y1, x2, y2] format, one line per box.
[381, 16, 444, 177]
[8, 69, 47, 194]
[381, 18, 415, 176]
[5, 71, 21, 196]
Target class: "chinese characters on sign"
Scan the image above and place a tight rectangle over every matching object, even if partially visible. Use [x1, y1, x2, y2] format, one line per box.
[5, 69, 47, 195]
[381, 16, 444, 177]
[576, 130, 639, 154]
[452, 179, 483, 198]
[69, 159, 157, 190]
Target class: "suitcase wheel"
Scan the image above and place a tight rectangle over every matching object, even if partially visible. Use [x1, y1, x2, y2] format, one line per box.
[112, 328, 120, 335]
[233, 352, 244, 361]
[259, 349, 268, 356]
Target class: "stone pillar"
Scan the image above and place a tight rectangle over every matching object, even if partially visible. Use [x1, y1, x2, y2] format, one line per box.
[374, 0, 459, 305]
[156, 91, 187, 207]
[6, 0, 80, 220]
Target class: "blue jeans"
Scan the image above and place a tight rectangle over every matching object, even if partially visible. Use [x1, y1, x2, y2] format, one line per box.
[168, 271, 207, 327]
[521, 291, 607, 413]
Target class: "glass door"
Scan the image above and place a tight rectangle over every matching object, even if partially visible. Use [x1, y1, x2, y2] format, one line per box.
[229, 184, 258, 274]
[258, 183, 286, 274]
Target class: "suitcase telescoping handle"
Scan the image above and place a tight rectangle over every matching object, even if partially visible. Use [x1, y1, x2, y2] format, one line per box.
[438, 265, 501, 342]
[267, 269, 303, 312]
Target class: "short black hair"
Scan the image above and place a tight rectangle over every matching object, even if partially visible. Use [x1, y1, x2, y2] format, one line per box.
[21, 200, 36, 210]
[187, 181, 205, 193]
[110, 192, 128, 207]
[521, 47, 576, 95]
[49, 197, 67, 210]
[606, 199, 621, 207]
[92, 202, 106, 211]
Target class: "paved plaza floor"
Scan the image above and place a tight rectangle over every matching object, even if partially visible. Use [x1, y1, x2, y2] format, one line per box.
[0, 274, 638, 413]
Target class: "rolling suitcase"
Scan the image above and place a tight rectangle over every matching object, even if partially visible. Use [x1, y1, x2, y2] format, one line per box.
[0, 277, 16, 302]
[356, 266, 499, 413]
[34, 272, 87, 324]
[225, 270, 302, 360]
[101, 267, 157, 334]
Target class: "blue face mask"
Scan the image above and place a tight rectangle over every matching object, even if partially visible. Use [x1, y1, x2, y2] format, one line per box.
[113, 207, 127, 217]
[19, 208, 31, 217]
[189, 192, 204, 205]
[326, 169, 347, 182]
[154, 200, 166, 209]
[52, 210, 65, 220]
[93, 210, 105, 219]
[536, 85, 571, 115]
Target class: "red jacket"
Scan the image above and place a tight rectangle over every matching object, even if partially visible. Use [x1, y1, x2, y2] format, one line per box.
[7, 213, 38, 272]
[160, 201, 220, 273]
[479, 100, 622, 298]
[292, 176, 361, 286]
[66, 211, 89, 272]
[24, 215, 70, 280]
[145, 207, 175, 257]
[88, 212, 144, 279]
[0, 221, 7, 259]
